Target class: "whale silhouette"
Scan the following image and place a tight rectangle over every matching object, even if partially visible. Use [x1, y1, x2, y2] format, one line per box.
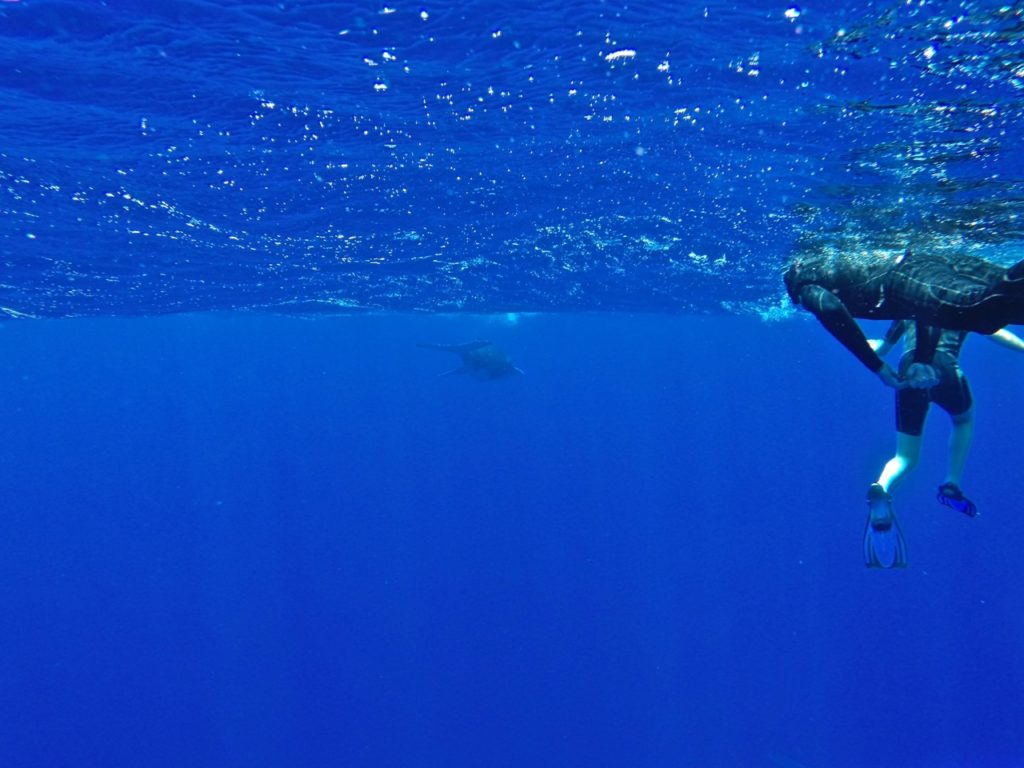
[418, 341, 524, 380]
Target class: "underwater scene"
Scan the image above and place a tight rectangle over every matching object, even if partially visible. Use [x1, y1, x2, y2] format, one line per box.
[1, 1, 1023, 766]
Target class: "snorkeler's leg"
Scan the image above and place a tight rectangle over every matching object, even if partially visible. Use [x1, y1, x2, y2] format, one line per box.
[877, 432, 922, 494]
[878, 385, 927, 494]
[937, 406, 979, 517]
[946, 408, 975, 488]
[864, 396, 922, 568]
[931, 370, 979, 516]
[865, 415, 918, 567]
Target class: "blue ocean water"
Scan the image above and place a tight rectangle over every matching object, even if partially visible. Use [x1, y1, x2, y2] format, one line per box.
[2, 1, 1024, 767]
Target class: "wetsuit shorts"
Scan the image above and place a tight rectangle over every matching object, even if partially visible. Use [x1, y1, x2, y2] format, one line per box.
[896, 354, 973, 436]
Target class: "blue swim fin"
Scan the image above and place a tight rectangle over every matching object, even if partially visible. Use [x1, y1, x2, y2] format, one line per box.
[937, 482, 978, 518]
[864, 483, 908, 569]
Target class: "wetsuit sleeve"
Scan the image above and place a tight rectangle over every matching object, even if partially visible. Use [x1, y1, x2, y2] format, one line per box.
[883, 320, 907, 346]
[796, 284, 885, 373]
[913, 322, 939, 364]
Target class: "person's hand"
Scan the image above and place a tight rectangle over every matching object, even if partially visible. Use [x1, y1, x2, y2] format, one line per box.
[876, 363, 906, 390]
[905, 362, 939, 389]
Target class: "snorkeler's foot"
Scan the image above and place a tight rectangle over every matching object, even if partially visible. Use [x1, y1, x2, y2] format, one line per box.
[937, 482, 978, 518]
[864, 483, 908, 568]
[866, 483, 893, 531]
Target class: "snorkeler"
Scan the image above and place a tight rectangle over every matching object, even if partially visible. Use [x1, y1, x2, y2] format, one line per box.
[862, 322, 1024, 567]
[784, 249, 1024, 389]
[784, 248, 1024, 567]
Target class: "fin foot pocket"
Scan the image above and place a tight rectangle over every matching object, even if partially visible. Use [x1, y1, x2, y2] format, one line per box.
[937, 482, 978, 518]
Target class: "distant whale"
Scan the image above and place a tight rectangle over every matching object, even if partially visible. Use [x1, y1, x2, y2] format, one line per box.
[418, 341, 524, 380]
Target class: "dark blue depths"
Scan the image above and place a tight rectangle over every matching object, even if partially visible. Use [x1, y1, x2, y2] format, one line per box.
[1, 313, 1023, 768]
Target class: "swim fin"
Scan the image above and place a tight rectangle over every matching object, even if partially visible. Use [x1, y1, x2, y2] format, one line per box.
[937, 482, 978, 518]
[863, 483, 908, 569]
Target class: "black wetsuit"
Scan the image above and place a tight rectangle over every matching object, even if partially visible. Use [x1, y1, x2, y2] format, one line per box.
[884, 320, 973, 436]
[784, 250, 1024, 372]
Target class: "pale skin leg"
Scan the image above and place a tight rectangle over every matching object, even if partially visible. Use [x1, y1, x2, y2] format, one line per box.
[868, 328, 1022, 495]
[877, 432, 922, 494]
[945, 407, 975, 487]
[876, 407, 974, 493]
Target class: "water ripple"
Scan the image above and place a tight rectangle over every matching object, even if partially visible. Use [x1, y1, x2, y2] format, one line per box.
[0, 0, 1021, 317]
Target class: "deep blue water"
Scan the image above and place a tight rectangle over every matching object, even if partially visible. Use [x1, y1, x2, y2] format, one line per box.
[3, 314, 1024, 767]
[2, 1, 1024, 766]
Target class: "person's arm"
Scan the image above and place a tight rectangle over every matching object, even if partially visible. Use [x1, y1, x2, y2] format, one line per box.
[986, 327, 1024, 352]
[796, 284, 904, 388]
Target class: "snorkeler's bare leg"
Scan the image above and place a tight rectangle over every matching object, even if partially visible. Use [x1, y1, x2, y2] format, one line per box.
[877, 432, 922, 494]
[946, 408, 975, 488]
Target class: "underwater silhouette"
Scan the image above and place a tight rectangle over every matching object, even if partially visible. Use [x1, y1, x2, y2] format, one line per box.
[418, 341, 524, 380]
